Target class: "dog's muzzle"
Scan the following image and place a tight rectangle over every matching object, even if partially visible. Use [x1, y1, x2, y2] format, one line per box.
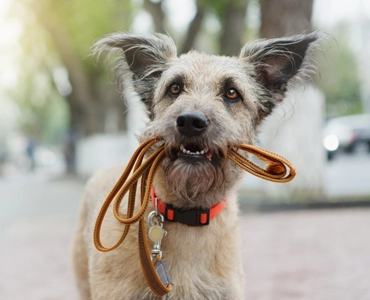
[175, 111, 213, 161]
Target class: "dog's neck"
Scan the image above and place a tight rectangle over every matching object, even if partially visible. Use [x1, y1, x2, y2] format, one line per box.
[153, 160, 244, 210]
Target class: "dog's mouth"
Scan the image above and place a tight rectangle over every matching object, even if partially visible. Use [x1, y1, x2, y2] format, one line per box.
[179, 144, 213, 161]
[165, 142, 226, 164]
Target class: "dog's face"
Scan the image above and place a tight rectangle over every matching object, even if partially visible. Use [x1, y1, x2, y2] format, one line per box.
[147, 54, 260, 207]
[95, 33, 318, 207]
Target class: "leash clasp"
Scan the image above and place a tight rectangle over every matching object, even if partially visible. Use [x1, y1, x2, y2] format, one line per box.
[147, 209, 167, 261]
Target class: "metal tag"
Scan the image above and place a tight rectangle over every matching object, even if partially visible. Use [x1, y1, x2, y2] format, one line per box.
[148, 225, 165, 242]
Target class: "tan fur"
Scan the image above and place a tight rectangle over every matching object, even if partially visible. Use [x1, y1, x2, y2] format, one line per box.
[72, 32, 319, 299]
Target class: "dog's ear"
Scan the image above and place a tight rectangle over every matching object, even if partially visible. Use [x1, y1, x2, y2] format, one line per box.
[239, 32, 320, 119]
[93, 33, 177, 117]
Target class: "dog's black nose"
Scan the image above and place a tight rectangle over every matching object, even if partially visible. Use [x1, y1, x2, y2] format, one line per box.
[176, 111, 209, 137]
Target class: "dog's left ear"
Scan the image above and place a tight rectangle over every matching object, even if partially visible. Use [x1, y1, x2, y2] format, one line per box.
[240, 32, 320, 119]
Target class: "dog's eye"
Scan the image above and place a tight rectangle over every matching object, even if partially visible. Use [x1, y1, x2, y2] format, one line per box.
[225, 88, 241, 101]
[168, 83, 182, 96]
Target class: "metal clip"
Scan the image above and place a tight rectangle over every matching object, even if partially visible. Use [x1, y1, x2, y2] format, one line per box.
[147, 211, 167, 261]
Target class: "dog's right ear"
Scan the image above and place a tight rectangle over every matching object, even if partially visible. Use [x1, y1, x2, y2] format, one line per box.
[93, 33, 177, 116]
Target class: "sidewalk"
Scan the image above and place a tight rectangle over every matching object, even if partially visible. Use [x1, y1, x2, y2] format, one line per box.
[0, 175, 82, 300]
[242, 208, 370, 300]
[1, 175, 370, 299]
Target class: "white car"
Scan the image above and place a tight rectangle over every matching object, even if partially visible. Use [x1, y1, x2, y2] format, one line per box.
[323, 114, 370, 159]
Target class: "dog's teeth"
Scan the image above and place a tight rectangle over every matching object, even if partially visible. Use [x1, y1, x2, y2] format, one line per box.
[180, 147, 209, 155]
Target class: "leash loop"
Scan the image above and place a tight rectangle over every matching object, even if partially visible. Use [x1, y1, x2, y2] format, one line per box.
[227, 144, 296, 182]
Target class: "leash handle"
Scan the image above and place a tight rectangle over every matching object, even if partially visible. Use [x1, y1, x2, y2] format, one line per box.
[227, 144, 296, 183]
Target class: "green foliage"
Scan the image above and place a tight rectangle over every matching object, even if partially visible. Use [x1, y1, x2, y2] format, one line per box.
[43, 0, 133, 69]
[8, 61, 69, 144]
[10, 83, 69, 144]
[318, 24, 362, 117]
[5, 7, 68, 144]
[38, 0, 132, 49]
[9, 0, 133, 142]
[200, 0, 246, 19]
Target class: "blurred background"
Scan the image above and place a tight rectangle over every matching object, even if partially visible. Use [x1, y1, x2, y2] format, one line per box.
[0, 0, 369, 299]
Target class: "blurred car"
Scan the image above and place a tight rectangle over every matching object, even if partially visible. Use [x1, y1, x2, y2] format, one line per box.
[323, 114, 370, 160]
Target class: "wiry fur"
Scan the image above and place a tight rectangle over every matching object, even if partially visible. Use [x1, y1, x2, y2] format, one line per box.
[73, 32, 320, 299]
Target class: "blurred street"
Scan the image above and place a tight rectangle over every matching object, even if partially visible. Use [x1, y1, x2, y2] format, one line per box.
[0, 151, 370, 300]
[0, 174, 82, 300]
[325, 149, 370, 196]
[242, 208, 370, 300]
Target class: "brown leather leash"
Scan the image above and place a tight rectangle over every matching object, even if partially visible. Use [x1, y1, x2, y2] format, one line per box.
[93, 138, 296, 296]
[227, 144, 296, 183]
[93, 137, 172, 296]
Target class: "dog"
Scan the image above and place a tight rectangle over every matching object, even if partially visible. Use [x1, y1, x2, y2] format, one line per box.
[71, 32, 319, 299]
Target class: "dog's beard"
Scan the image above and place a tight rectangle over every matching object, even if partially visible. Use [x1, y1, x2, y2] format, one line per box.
[162, 155, 227, 208]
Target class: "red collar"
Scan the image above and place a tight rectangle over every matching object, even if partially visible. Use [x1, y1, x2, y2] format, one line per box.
[150, 187, 226, 226]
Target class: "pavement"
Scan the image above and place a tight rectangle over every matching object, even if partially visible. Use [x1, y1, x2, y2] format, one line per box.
[0, 174, 82, 300]
[324, 150, 370, 197]
[242, 208, 370, 300]
[1, 152, 370, 300]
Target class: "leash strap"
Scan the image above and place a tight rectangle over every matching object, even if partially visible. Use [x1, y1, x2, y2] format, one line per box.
[93, 139, 296, 296]
[93, 138, 172, 296]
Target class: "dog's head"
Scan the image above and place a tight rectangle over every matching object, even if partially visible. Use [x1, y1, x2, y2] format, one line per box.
[94, 32, 319, 208]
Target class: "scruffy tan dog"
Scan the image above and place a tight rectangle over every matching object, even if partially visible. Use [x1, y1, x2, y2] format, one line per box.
[72, 32, 319, 300]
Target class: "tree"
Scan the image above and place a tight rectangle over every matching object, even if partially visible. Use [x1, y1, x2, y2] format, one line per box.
[13, 0, 133, 137]
[8, 0, 135, 173]
[260, 0, 313, 38]
[317, 24, 362, 117]
[258, 0, 326, 199]
[214, 0, 249, 56]
[143, 0, 248, 55]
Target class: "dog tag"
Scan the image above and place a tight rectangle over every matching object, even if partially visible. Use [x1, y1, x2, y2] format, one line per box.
[149, 225, 165, 242]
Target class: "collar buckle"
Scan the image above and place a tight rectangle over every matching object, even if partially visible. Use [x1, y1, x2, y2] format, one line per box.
[165, 204, 210, 226]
